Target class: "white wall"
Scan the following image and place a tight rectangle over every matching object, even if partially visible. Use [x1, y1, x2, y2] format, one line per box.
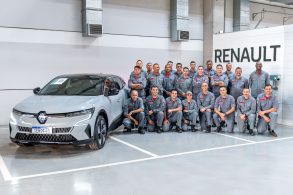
[214, 25, 293, 126]
[0, 0, 204, 125]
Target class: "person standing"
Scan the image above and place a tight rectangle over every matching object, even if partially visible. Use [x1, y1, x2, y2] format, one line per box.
[211, 64, 229, 98]
[249, 61, 270, 99]
[189, 61, 197, 78]
[128, 65, 147, 100]
[174, 63, 183, 79]
[176, 67, 192, 100]
[192, 66, 209, 100]
[162, 63, 176, 98]
[224, 63, 235, 81]
[147, 63, 164, 95]
[228, 67, 249, 101]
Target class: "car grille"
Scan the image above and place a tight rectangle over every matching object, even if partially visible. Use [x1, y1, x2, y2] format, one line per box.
[15, 133, 77, 142]
[17, 126, 72, 133]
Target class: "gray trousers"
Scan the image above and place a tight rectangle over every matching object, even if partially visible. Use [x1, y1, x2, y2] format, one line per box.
[182, 112, 198, 131]
[122, 112, 145, 129]
[163, 111, 183, 131]
[213, 112, 235, 133]
[257, 112, 278, 134]
[199, 111, 212, 130]
[147, 111, 164, 132]
[237, 114, 255, 133]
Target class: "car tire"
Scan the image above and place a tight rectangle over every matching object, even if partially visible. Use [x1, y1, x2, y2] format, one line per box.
[88, 115, 108, 150]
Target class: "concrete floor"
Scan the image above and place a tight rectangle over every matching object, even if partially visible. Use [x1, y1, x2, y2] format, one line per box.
[0, 125, 293, 195]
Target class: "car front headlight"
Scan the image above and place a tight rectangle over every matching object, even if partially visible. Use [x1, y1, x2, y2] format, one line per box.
[13, 108, 23, 116]
[66, 108, 95, 118]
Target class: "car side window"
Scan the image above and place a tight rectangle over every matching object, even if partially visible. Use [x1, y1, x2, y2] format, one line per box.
[112, 81, 120, 90]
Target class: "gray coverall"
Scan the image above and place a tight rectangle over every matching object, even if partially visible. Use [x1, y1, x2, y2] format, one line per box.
[182, 99, 199, 131]
[130, 70, 148, 79]
[197, 92, 215, 130]
[128, 75, 147, 99]
[147, 73, 164, 95]
[224, 71, 235, 81]
[189, 70, 197, 78]
[122, 97, 145, 129]
[145, 95, 166, 132]
[236, 95, 256, 132]
[213, 95, 236, 132]
[256, 93, 279, 134]
[249, 70, 270, 99]
[211, 74, 229, 98]
[192, 74, 209, 100]
[162, 73, 176, 98]
[163, 97, 183, 131]
[228, 76, 249, 101]
[175, 76, 193, 100]
[204, 68, 216, 91]
[174, 71, 183, 80]
[161, 69, 176, 75]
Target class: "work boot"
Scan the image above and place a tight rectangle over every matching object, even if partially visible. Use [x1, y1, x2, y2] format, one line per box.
[157, 127, 163, 134]
[138, 127, 145, 134]
[216, 126, 222, 132]
[247, 127, 255, 136]
[177, 126, 183, 133]
[206, 125, 211, 133]
[269, 129, 278, 137]
[191, 125, 197, 132]
[124, 127, 131, 133]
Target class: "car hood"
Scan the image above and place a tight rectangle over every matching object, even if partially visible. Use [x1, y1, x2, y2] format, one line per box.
[14, 95, 99, 114]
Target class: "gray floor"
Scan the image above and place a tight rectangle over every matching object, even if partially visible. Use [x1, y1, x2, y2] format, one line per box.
[1, 125, 293, 195]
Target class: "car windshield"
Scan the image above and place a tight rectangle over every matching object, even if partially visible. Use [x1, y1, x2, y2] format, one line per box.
[38, 77, 104, 96]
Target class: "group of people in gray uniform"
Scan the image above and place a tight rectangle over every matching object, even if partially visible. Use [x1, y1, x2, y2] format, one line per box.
[122, 60, 279, 137]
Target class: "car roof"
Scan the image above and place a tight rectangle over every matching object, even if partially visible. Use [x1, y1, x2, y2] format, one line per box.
[56, 73, 123, 80]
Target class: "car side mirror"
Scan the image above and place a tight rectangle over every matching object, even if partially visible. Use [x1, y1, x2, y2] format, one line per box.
[109, 88, 119, 96]
[33, 87, 41, 95]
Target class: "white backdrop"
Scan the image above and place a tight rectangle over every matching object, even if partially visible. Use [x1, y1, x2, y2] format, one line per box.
[213, 25, 293, 126]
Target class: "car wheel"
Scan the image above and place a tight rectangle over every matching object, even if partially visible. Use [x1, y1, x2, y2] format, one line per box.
[88, 115, 108, 150]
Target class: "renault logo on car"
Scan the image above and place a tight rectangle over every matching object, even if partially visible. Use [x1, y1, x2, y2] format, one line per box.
[37, 111, 48, 124]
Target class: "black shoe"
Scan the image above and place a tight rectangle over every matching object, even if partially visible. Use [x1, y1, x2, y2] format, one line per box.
[138, 127, 145, 134]
[249, 129, 255, 136]
[216, 126, 222, 132]
[220, 121, 225, 127]
[157, 127, 163, 134]
[269, 130, 278, 137]
[206, 125, 211, 133]
[124, 128, 131, 133]
[191, 125, 197, 132]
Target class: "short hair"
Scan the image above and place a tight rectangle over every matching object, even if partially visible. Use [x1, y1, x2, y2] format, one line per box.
[134, 65, 141, 69]
[235, 67, 242, 71]
[242, 87, 249, 91]
[153, 63, 159, 67]
[206, 60, 212, 64]
[190, 61, 196, 64]
[202, 82, 209, 86]
[216, 64, 223, 68]
[183, 67, 189, 71]
[136, 59, 142, 63]
[176, 63, 182, 68]
[256, 61, 262, 65]
[198, 65, 204, 69]
[151, 85, 159, 90]
[171, 89, 178, 93]
[130, 90, 138, 95]
[146, 62, 152, 66]
[226, 62, 232, 66]
[167, 61, 173, 64]
[220, 86, 227, 90]
[264, 84, 272, 89]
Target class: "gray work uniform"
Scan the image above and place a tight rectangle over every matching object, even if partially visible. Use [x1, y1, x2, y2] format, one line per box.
[211, 74, 229, 98]
[213, 95, 236, 132]
[161, 69, 176, 75]
[189, 70, 197, 78]
[236, 95, 256, 132]
[130, 70, 148, 79]
[204, 68, 216, 91]
[175, 76, 192, 100]
[256, 93, 279, 133]
[249, 70, 270, 99]
[163, 97, 183, 131]
[197, 92, 215, 130]
[182, 99, 199, 131]
[128, 75, 147, 99]
[147, 73, 164, 95]
[192, 74, 209, 100]
[122, 97, 145, 129]
[174, 71, 183, 80]
[224, 71, 235, 81]
[162, 73, 176, 98]
[228, 76, 249, 101]
[145, 95, 166, 131]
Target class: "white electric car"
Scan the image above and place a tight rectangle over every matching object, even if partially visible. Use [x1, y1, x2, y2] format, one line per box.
[9, 74, 127, 150]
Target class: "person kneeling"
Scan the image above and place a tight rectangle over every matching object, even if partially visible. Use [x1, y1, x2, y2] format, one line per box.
[213, 87, 235, 133]
[236, 88, 256, 136]
[256, 84, 278, 137]
[122, 90, 145, 134]
[182, 91, 199, 132]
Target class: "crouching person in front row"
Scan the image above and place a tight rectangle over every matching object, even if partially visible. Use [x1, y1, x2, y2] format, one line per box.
[163, 89, 183, 133]
[213, 86, 235, 133]
[236, 88, 256, 136]
[122, 90, 145, 134]
[256, 84, 279, 137]
[182, 91, 198, 132]
[197, 82, 215, 133]
[145, 86, 166, 133]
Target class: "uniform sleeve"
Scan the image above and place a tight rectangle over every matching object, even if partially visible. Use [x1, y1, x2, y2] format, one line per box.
[223, 75, 229, 87]
[128, 77, 133, 89]
[211, 76, 215, 86]
[139, 98, 144, 111]
[206, 93, 215, 109]
[248, 73, 253, 88]
[162, 77, 168, 93]
[139, 77, 147, 89]
[230, 96, 236, 108]
[197, 94, 204, 109]
[175, 78, 184, 95]
[236, 97, 242, 115]
[273, 96, 279, 110]
[265, 72, 270, 85]
[246, 97, 256, 115]
[188, 101, 198, 113]
[214, 96, 219, 110]
[123, 100, 129, 117]
[177, 99, 182, 109]
[188, 78, 193, 91]
[256, 96, 261, 113]
[160, 97, 166, 112]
